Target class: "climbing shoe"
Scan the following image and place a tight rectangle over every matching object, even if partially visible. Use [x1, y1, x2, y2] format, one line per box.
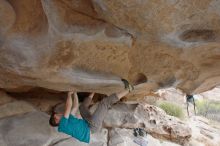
[121, 78, 134, 92]
[133, 128, 147, 137]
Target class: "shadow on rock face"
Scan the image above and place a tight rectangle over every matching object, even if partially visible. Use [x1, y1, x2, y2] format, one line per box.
[179, 29, 218, 42]
[131, 73, 148, 85]
[158, 76, 176, 88]
[7, 87, 107, 113]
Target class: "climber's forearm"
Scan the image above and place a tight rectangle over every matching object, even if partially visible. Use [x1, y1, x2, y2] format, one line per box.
[71, 93, 79, 116]
[64, 92, 73, 118]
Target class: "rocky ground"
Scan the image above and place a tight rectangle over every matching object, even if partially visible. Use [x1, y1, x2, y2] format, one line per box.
[187, 116, 220, 146]
[0, 90, 220, 146]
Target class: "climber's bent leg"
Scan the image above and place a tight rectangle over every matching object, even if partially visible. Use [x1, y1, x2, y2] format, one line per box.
[89, 93, 119, 133]
[79, 96, 93, 123]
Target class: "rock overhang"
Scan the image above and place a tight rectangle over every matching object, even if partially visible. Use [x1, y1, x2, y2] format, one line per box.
[0, 0, 220, 96]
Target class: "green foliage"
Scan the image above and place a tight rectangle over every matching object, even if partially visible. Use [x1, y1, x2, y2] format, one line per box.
[158, 101, 184, 119]
[196, 100, 220, 122]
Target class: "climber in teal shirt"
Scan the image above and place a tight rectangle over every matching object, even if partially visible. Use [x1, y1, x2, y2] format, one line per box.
[49, 79, 134, 144]
[58, 114, 90, 143]
[49, 91, 91, 143]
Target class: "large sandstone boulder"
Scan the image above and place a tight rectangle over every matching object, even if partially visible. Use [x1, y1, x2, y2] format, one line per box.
[52, 129, 108, 146]
[0, 100, 36, 118]
[109, 128, 181, 146]
[103, 103, 191, 145]
[0, 0, 220, 96]
[0, 111, 53, 146]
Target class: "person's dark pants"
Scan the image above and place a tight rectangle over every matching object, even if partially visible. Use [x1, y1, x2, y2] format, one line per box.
[79, 94, 119, 133]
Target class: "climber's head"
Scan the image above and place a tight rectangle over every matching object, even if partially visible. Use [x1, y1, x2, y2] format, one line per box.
[49, 111, 63, 127]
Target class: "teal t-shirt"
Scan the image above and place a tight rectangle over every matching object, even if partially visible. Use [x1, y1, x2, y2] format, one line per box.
[58, 115, 90, 143]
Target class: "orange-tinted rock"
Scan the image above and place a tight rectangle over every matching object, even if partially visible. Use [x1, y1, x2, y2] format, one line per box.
[0, 0, 220, 95]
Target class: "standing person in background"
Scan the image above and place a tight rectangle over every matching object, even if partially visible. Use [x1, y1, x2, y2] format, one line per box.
[186, 94, 196, 117]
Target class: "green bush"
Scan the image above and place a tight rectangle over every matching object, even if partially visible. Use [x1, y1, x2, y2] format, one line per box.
[158, 101, 184, 119]
[196, 100, 220, 122]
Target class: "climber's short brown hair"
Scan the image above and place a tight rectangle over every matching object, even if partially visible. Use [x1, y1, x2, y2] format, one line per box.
[49, 111, 59, 127]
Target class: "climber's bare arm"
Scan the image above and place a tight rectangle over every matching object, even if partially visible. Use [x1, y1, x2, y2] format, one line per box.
[71, 92, 79, 116]
[64, 91, 73, 119]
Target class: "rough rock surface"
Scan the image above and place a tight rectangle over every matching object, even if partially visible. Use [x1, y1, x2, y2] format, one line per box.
[103, 103, 191, 145]
[109, 128, 181, 146]
[188, 116, 220, 146]
[8, 88, 65, 113]
[0, 90, 14, 105]
[0, 100, 36, 118]
[0, 111, 53, 146]
[0, 0, 220, 96]
[52, 129, 108, 146]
